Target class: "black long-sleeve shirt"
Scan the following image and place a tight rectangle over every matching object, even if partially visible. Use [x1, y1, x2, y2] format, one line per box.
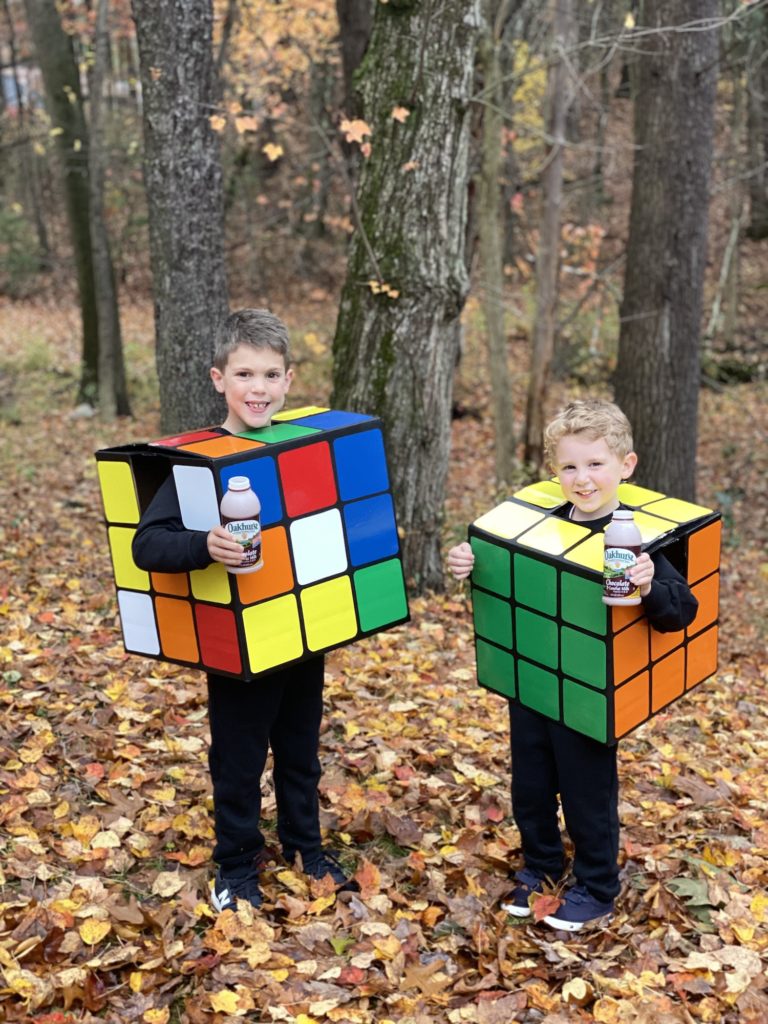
[132, 475, 213, 573]
[557, 503, 698, 633]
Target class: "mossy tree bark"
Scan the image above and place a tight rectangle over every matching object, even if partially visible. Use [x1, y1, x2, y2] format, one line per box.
[132, 0, 228, 432]
[332, 0, 480, 593]
[24, 0, 99, 404]
[615, 0, 718, 500]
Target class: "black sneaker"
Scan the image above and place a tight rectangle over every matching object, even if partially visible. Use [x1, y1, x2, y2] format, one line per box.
[211, 866, 263, 912]
[299, 849, 360, 893]
[542, 884, 614, 932]
[500, 867, 546, 918]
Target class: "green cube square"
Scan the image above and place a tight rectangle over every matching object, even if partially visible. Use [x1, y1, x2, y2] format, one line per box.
[514, 554, 557, 616]
[353, 559, 408, 632]
[561, 627, 606, 688]
[472, 589, 513, 649]
[563, 679, 607, 742]
[471, 537, 511, 597]
[561, 572, 606, 635]
[515, 608, 558, 669]
[477, 639, 516, 698]
[518, 659, 559, 719]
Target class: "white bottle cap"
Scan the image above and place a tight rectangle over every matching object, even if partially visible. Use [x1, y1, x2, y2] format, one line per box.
[227, 475, 251, 491]
[612, 509, 634, 519]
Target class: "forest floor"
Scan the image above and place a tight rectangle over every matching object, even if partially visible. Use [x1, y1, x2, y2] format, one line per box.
[0, 295, 767, 1023]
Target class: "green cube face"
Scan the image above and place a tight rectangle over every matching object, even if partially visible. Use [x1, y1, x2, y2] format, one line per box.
[563, 679, 607, 743]
[514, 554, 557, 616]
[354, 559, 408, 632]
[518, 660, 559, 720]
[515, 608, 558, 669]
[473, 589, 513, 648]
[468, 488, 721, 744]
[477, 639, 516, 698]
[470, 537, 511, 596]
[561, 627, 606, 688]
[561, 573, 606, 635]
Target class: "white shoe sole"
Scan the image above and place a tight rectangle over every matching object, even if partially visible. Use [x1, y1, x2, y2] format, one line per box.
[542, 911, 612, 932]
[501, 901, 533, 918]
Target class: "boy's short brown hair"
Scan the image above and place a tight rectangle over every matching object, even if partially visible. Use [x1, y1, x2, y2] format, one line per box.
[544, 399, 634, 466]
[213, 308, 291, 371]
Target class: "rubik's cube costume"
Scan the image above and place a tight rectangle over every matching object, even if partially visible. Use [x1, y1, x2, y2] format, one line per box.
[96, 408, 409, 874]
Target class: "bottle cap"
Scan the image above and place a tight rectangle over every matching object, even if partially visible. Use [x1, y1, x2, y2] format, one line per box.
[227, 476, 251, 491]
[612, 509, 634, 519]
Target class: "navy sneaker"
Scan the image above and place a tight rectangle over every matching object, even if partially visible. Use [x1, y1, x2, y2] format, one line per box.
[211, 866, 263, 912]
[299, 849, 360, 893]
[500, 867, 547, 918]
[542, 884, 614, 932]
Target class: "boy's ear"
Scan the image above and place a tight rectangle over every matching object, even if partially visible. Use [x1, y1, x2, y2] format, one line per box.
[621, 450, 638, 479]
[284, 367, 294, 390]
[210, 366, 225, 393]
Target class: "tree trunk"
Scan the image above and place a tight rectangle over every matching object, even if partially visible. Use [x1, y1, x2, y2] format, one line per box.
[523, 0, 573, 470]
[23, 0, 99, 403]
[335, 0, 374, 116]
[478, 0, 516, 486]
[332, 0, 480, 593]
[615, 0, 718, 500]
[746, 7, 768, 240]
[3, 0, 51, 268]
[89, 0, 131, 419]
[132, 0, 229, 432]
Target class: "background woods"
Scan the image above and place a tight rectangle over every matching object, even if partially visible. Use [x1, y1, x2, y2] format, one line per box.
[0, 0, 767, 1021]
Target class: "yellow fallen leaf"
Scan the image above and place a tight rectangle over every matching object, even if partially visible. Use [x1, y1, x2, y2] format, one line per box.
[391, 106, 410, 123]
[79, 919, 112, 946]
[143, 1010, 170, 1024]
[262, 143, 284, 162]
[151, 871, 185, 898]
[130, 971, 143, 993]
[209, 990, 241, 1014]
[209, 114, 226, 132]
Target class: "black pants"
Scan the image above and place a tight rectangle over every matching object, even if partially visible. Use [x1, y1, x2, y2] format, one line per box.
[509, 702, 620, 903]
[207, 656, 324, 874]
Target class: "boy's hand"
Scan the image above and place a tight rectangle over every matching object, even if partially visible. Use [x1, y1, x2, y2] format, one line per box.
[629, 552, 654, 597]
[207, 525, 247, 567]
[447, 542, 474, 581]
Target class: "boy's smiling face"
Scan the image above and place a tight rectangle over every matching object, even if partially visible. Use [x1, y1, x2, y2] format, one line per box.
[211, 344, 293, 433]
[553, 434, 637, 521]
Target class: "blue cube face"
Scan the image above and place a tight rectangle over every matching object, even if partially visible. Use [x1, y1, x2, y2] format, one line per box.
[333, 428, 390, 502]
[220, 456, 283, 525]
[96, 410, 410, 681]
[344, 493, 400, 567]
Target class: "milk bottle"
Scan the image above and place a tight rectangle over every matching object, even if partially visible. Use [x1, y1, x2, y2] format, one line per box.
[220, 476, 263, 574]
[602, 510, 642, 605]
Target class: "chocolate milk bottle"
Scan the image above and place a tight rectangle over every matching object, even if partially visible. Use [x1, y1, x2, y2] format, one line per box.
[219, 476, 263, 574]
[602, 509, 642, 605]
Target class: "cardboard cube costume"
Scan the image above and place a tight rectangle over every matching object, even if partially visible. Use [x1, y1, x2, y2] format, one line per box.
[469, 481, 720, 744]
[96, 408, 409, 680]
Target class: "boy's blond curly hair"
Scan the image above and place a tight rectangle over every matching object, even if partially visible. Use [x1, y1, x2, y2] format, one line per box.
[544, 399, 634, 467]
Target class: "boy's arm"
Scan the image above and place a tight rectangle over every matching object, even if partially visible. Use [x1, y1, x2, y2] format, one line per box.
[640, 550, 699, 633]
[132, 475, 213, 573]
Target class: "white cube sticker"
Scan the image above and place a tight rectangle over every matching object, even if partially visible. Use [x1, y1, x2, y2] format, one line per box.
[173, 465, 220, 531]
[118, 590, 160, 655]
[290, 508, 348, 585]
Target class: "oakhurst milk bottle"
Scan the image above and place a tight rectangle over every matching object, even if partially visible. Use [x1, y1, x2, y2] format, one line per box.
[220, 476, 263, 574]
[602, 510, 642, 605]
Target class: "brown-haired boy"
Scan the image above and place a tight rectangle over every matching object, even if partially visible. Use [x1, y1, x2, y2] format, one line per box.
[448, 399, 698, 930]
[132, 308, 358, 911]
